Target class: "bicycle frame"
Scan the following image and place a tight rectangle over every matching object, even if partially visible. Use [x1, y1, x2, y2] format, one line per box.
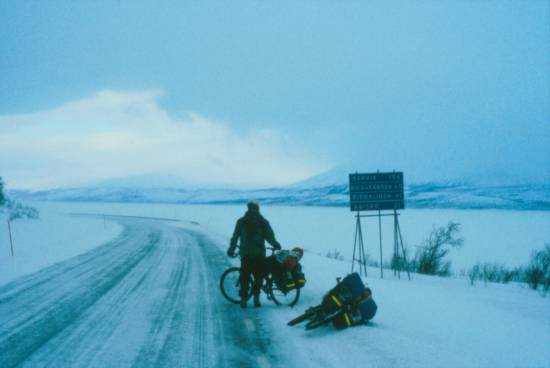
[220, 247, 300, 306]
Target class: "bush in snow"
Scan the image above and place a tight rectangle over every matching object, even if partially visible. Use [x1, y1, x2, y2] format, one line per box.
[0, 177, 39, 221]
[501, 266, 523, 284]
[0, 176, 5, 206]
[0, 180, 39, 222]
[467, 262, 526, 287]
[483, 263, 504, 284]
[414, 221, 463, 276]
[3, 199, 39, 221]
[524, 243, 550, 294]
[391, 245, 410, 273]
[326, 248, 344, 261]
[468, 264, 481, 285]
[0, 177, 39, 256]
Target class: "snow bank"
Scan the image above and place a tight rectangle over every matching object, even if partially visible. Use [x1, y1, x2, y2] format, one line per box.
[0, 209, 122, 287]
[264, 254, 550, 368]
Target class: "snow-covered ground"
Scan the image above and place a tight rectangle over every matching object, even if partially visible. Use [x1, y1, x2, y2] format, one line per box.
[0, 210, 121, 286]
[266, 256, 550, 368]
[1, 202, 548, 367]
[12, 201, 549, 272]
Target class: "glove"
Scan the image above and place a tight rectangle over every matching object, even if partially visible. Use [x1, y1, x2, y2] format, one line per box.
[227, 249, 235, 257]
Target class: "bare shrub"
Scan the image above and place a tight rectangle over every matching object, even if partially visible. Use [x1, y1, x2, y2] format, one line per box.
[326, 248, 344, 261]
[525, 243, 550, 294]
[502, 267, 523, 284]
[0, 176, 5, 206]
[468, 264, 481, 286]
[0, 178, 39, 257]
[0, 177, 39, 221]
[482, 263, 502, 284]
[4, 199, 39, 221]
[391, 245, 410, 272]
[468, 262, 524, 286]
[415, 221, 463, 276]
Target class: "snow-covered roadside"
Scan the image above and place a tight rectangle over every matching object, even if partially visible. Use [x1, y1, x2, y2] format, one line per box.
[182, 218, 550, 368]
[0, 211, 122, 287]
[263, 253, 550, 368]
[0, 200, 547, 367]
[23, 202, 550, 272]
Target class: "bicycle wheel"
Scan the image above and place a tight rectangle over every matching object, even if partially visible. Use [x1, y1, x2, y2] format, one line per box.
[220, 267, 252, 304]
[269, 277, 300, 307]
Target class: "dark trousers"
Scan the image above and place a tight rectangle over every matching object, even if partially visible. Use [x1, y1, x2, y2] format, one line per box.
[240, 256, 265, 299]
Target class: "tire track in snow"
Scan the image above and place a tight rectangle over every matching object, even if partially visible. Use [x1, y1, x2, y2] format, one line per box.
[0, 227, 137, 305]
[0, 216, 275, 368]
[0, 227, 146, 337]
[133, 235, 192, 367]
[0, 223, 159, 368]
[20, 231, 169, 367]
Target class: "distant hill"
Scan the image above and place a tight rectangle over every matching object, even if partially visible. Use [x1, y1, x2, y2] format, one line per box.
[8, 170, 550, 210]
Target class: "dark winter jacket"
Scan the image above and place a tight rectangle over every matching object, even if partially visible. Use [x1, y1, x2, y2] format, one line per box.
[228, 209, 281, 258]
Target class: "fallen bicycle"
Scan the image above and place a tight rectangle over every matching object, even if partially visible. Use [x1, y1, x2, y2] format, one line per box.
[288, 272, 377, 330]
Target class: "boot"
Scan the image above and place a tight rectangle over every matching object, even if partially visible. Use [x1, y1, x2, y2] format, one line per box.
[240, 298, 247, 309]
[253, 295, 261, 308]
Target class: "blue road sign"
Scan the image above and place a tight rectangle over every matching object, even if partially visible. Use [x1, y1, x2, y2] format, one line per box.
[349, 172, 404, 211]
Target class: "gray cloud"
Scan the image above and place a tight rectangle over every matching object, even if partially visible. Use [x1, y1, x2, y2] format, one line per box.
[0, 90, 329, 189]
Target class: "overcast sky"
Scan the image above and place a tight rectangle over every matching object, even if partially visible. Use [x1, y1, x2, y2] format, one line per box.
[1, 1, 549, 189]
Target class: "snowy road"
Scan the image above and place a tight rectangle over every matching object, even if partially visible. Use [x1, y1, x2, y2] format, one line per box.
[0, 216, 277, 368]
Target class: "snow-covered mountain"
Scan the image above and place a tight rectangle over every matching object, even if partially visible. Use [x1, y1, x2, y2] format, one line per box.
[84, 174, 191, 189]
[288, 165, 549, 188]
[8, 169, 550, 210]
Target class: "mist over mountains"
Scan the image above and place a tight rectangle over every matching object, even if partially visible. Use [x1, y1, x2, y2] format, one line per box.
[8, 167, 550, 210]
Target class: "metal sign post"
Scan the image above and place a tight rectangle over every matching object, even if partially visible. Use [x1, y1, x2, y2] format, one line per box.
[352, 212, 368, 276]
[349, 171, 410, 279]
[378, 209, 383, 278]
[392, 209, 411, 280]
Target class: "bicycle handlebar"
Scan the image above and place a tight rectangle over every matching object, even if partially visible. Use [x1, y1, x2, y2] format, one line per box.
[229, 245, 281, 258]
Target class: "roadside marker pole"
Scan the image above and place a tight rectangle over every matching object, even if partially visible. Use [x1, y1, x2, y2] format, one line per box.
[7, 220, 14, 256]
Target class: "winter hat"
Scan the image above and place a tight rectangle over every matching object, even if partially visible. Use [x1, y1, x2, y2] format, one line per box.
[247, 200, 260, 211]
[291, 247, 304, 259]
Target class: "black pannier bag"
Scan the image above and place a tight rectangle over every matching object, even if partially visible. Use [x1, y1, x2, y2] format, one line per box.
[287, 272, 377, 330]
[338, 272, 377, 323]
[293, 266, 306, 289]
[273, 265, 306, 292]
[278, 271, 296, 292]
[266, 248, 306, 292]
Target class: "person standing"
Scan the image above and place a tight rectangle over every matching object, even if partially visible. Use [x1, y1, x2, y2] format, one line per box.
[227, 200, 281, 308]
